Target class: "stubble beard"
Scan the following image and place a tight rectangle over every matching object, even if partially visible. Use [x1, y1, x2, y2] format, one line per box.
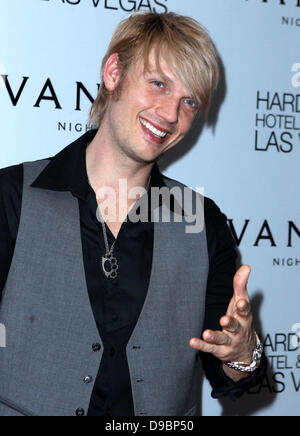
[110, 120, 161, 167]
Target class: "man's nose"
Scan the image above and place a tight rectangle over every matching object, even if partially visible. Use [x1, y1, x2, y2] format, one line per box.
[156, 96, 180, 125]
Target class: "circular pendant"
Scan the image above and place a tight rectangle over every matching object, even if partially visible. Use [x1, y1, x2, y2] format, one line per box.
[101, 254, 119, 279]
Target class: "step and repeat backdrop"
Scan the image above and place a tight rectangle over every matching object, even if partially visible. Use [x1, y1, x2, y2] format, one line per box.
[0, 0, 299, 416]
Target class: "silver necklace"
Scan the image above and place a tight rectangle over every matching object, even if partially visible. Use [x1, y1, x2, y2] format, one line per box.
[101, 221, 118, 279]
[89, 175, 151, 280]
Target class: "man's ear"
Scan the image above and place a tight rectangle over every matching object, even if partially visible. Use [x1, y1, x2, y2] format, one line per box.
[103, 53, 121, 92]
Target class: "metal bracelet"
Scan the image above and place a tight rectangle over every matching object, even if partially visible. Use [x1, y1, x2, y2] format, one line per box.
[224, 333, 263, 373]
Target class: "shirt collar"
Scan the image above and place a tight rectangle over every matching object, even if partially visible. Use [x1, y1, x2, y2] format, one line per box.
[31, 129, 167, 201]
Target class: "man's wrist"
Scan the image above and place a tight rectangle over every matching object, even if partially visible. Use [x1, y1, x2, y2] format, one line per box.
[221, 362, 252, 382]
[223, 332, 263, 374]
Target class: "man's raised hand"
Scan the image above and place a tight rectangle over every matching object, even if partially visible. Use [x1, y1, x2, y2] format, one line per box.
[190, 265, 257, 378]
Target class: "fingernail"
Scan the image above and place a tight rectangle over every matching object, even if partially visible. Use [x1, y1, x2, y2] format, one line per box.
[191, 339, 199, 347]
[204, 333, 212, 341]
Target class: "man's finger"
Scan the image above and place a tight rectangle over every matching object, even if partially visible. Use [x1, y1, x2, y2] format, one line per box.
[236, 299, 252, 318]
[220, 316, 240, 333]
[189, 338, 217, 354]
[233, 264, 251, 300]
[202, 330, 232, 346]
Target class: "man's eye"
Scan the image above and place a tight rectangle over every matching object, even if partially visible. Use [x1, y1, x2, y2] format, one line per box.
[152, 80, 164, 89]
[184, 99, 197, 108]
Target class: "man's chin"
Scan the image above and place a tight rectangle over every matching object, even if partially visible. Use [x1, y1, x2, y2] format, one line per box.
[123, 147, 159, 166]
[134, 153, 159, 166]
[134, 142, 170, 164]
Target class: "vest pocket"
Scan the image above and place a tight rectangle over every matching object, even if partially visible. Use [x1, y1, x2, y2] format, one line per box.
[0, 395, 35, 416]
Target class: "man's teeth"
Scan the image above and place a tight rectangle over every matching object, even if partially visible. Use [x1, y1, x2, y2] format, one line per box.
[140, 118, 167, 138]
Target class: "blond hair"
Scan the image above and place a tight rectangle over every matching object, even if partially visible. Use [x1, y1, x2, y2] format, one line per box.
[89, 12, 219, 126]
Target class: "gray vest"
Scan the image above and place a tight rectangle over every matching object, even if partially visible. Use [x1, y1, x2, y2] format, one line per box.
[0, 160, 209, 416]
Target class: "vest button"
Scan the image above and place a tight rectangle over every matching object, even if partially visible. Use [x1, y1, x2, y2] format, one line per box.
[83, 376, 93, 384]
[92, 343, 101, 352]
[75, 408, 85, 416]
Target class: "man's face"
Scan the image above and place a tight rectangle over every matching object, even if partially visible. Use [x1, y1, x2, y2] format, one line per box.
[104, 50, 199, 165]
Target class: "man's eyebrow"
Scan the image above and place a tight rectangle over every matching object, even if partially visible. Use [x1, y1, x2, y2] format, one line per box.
[144, 69, 195, 100]
[144, 69, 173, 85]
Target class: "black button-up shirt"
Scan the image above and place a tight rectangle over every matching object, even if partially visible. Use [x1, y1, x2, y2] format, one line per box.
[0, 130, 267, 415]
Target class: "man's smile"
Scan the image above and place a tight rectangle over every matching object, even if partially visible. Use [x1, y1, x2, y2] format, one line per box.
[139, 117, 170, 143]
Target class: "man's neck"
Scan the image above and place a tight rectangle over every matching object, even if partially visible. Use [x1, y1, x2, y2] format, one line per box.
[86, 126, 153, 237]
[86, 125, 153, 193]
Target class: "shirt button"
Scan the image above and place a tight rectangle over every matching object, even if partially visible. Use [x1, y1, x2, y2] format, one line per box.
[92, 343, 101, 352]
[111, 314, 118, 322]
[83, 376, 93, 384]
[75, 408, 85, 416]
[110, 347, 115, 357]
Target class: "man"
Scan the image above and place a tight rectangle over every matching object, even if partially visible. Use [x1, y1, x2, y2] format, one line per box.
[0, 12, 266, 416]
